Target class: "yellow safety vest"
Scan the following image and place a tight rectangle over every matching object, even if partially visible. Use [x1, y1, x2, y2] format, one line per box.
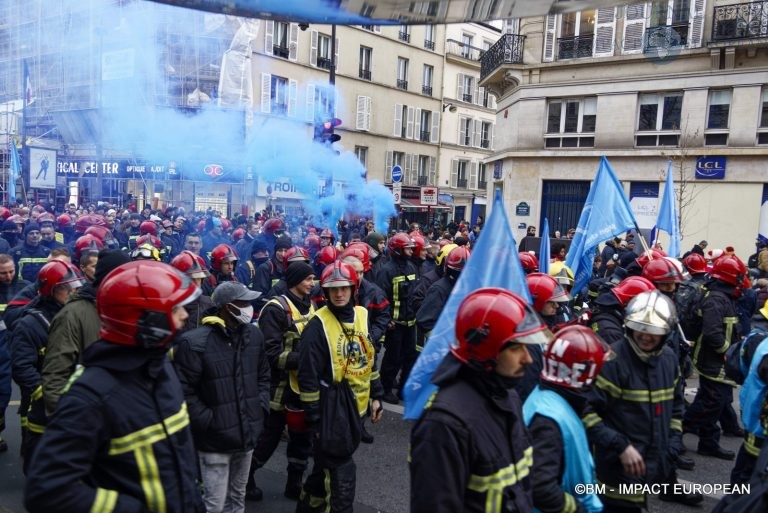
[265, 295, 315, 396]
[314, 306, 374, 415]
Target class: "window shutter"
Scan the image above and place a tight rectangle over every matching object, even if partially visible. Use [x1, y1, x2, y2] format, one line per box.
[365, 97, 372, 131]
[412, 154, 420, 184]
[374, 26, 381, 33]
[688, 0, 706, 48]
[404, 154, 413, 185]
[394, 104, 403, 136]
[414, 108, 422, 139]
[310, 30, 318, 66]
[478, 86, 486, 106]
[489, 123, 495, 150]
[594, 7, 616, 57]
[473, 119, 482, 148]
[356, 96, 366, 130]
[385, 151, 393, 183]
[335, 37, 340, 70]
[261, 73, 271, 113]
[456, 72, 465, 100]
[406, 106, 415, 139]
[459, 117, 467, 145]
[289, 23, 299, 61]
[287, 79, 297, 116]
[451, 159, 459, 187]
[305, 84, 315, 121]
[428, 157, 437, 186]
[622, 4, 647, 54]
[489, 94, 497, 110]
[264, 21, 274, 56]
[430, 111, 440, 143]
[469, 161, 478, 190]
[543, 15, 556, 62]
[473, 79, 480, 105]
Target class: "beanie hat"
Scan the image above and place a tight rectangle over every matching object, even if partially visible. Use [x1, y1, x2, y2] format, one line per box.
[93, 249, 131, 288]
[23, 222, 41, 236]
[285, 262, 315, 289]
[365, 232, 385, 248]
[275, 235, 293, 251]
[2, 220, 17, 232]
[251, 238, 269, 255]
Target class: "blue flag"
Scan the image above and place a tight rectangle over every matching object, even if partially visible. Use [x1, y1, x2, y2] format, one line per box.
[8, 142, 19, 203]
[539, 217, 550, 275]
[403, 189, 530, 420]
[656, 161, 680, 257]
[565, 156, 637, 294]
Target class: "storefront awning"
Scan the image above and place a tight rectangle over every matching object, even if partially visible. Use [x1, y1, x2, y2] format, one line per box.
[399, 198, 451, 211]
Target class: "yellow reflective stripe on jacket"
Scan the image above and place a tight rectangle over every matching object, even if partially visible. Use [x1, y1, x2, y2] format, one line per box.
[582, 412, 601, 429]
[107, 403, 189, 513]
[670, 418, 682, 432]
[745, 433, 763, 457]
[90, 488, 118, 513]
[17, 257, 48, 277]
[562, 493, 577, 513]
[300, 391, 320, 402]
[717, 317, 738, 354]
[391, 274, 416, 322]
[595, 375, 675, 402]
[27, 420, 45, 434]
[266, 296, 316, 394]
[467, 446, 533, 513]
[30, 385, 42, 401]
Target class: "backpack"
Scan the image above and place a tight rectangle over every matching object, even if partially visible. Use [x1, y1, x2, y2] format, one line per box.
[676, 281, 706, 341]
[724, 326, 768, 385]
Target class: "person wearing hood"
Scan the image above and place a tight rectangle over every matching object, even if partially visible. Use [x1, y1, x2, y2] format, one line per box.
[10, 260, 85, 473]
[585, 291, 701, 511]
[253, 235, 292, 311]
[364, 231, 386, 281]
[524, 326, 613, 513]
[1, 219, 19, 251]
[41, 250, 131, 418]
[202, 217, 230, 256]
[237, 238, 270, 291]
[410, 288, 551, 513]
[25, 262, 205, 513]
[247, 261, 316, 502]
[12, 223, 51, 283]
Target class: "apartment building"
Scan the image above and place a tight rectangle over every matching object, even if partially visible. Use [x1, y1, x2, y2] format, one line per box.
[480, 0, 768, 257]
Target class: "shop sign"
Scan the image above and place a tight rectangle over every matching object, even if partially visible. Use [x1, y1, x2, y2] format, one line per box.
[695, 156, 726, 179]
[420, 186, 438, 206]
[257, 176, 345, 199]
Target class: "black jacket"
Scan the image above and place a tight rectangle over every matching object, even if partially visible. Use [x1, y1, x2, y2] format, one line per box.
[12, 243, 50, 283]
[253, 258, 284, 310]
[173, 317, 271, 453]
[411, 267, 441, 316]
[357, 278, 390, 347]
[693, 281, 739, 381]
[415, 276, 454, 350]
[180, 294, 215, 333]
[25, 341, 204, 513]
[591, 292, 625, 346]
[410, 355, 534, 513]
[374, 256, 418, 324]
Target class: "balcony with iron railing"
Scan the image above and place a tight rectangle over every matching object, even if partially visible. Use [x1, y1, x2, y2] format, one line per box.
[456, 178, 468, 188]
[712, 0, 768, 41]
[424, 39, 435, 50]
[644, 23, 689, 53]
[399, 31, 411, 43]
[418, 175, 428, 186]
[273, 44, 290, 59]
[317, 56, 332, 70]
[478, 180, 487, 189]
[422, 85, 432, 96]
[396, 79, 408, 90]
[557, 35, 594, 60]
[479, 33, 526, 81]
[446, 39, 485, 61]
[359, 68, 371, 80]
[420, 130, 430, 142]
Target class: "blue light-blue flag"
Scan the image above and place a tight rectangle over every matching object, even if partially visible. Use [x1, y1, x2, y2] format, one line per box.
[8, 142, 19, 203]
[539, 217, 550, 275]
[403, 189, 530, 420]
[565, 156, 637, 294]
[656, 161, 680, 257]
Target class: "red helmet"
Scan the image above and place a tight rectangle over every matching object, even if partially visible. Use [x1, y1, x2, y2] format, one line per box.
[74, 234, 104, 261]
[221, 218, 232, 232]
[57, 213, 73, 229]
[611, 276, 656, 307]
[541, 325, 613, 389]
[445, 246, 471, 272]
[232, 228, 245, 242]
[263, 218, 284, 236]
[711, 255, 748, 287]
[171, 250, 210, 280]
[75, 214, 107, 234]
[210, 244, 238, 272]
[139, 220, 159, 236]
[340, 246, 371, 272]
[642, 258, 684, 284]
[320, 228, 336, 244]
[635, 248, 667, 269]
[136, 234, 163, 250]
[519, 252, 540, 274]
[315, 245, 339, 268]
[438, 238, 452, 249]
[0, 207, 11, 220]
[84, 225, 114, 243]
[37, 213, 55, 225]
[37, 260, 85, 297]
[97, 261, 200, 348]
[308, 227, 317, 235]
[197, 220, 206, 233]
[320, 261, 359, 291]
[451, 288, 553, 368]
[682, 253, 708, 275]
[283, 246, 311, 272]
[409, 232, 426, 258]
[526, 273, 571, 312]
[388, 232, 415, 257]
[304, 234, 321, 253]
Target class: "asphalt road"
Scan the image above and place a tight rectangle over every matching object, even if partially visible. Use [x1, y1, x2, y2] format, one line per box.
[0, 379, 754, 513]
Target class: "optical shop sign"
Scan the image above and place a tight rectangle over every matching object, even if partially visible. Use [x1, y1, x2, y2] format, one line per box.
[56, 160, 180, 180]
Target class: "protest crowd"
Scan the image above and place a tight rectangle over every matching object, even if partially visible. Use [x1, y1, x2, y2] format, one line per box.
[0, 191, 767, 513]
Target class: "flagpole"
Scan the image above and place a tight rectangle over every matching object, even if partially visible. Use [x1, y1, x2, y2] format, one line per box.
[634, 221, 653, 257]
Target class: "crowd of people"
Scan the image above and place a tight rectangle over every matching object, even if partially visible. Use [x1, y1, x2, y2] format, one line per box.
[0, 199, 767, 513]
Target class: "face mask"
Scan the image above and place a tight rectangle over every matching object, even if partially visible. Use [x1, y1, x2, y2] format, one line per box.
[229, 304, 254, 325]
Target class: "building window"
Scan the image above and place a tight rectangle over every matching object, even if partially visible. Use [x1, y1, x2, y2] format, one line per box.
[558, 10, 596, 59]
[420, 110, 432, 142]
[418, 155, 430, 185]
[393, 151, 404, 169]
[459, 117, 473, 146]
[480, 121, 493, 149]
[399, 25, 411, 42]
[758, 89, 768, 145]
[705, 89, 731, 146]
[636, 92, 682, 147]
[270, 75, 288, 115]
[461, 74, 474, 103]
[401, 105, 409, 138]
[317, 34, 332, 70]
[452, 160, 469, 188]
[461, 33, 474, 58]
[478, 162, 488, 189]
[274, 22, 290, 58]
[359, 46, 372, 80]
[422, 65, 433, 96]
[646, 0, 690, 50]
[424, 25, 436, 50]
[355, 146, 368, 171]
[397, 57, 408, 90]
[545, 97, 596, 148]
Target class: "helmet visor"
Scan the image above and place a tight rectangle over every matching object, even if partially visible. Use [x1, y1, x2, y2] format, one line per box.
[511, 304, 554, 346]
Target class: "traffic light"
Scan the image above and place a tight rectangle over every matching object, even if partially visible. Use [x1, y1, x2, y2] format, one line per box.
[314, 118, 342, 145]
